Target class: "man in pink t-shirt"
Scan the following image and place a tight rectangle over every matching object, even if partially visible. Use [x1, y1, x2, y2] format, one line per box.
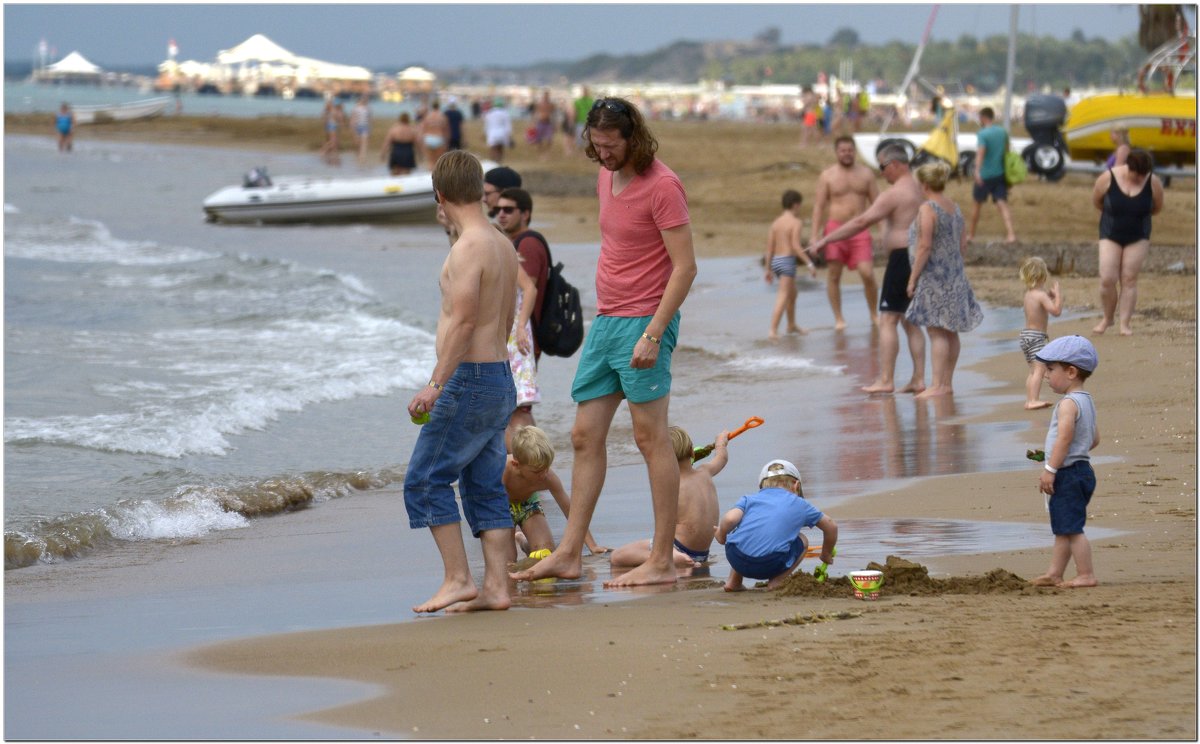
[510, 96, 697, 589]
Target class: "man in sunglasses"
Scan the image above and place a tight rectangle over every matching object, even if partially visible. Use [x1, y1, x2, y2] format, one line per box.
[809, 144, 927, 394]
[495, 187, 549, 441]
[404, 151, 520, 613]
[483, 165, 521, 219]
[809, 135, 881, 330]
[511, 96, 696, 588]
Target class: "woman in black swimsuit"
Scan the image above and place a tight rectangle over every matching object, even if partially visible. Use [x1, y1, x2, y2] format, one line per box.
[1091, 148, 1164, 336]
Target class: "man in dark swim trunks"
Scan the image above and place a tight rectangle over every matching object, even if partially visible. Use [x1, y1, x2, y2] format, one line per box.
[809, 143, 927, 394]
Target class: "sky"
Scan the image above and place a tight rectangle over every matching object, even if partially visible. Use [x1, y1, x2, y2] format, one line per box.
[4, 2, 1150, 71]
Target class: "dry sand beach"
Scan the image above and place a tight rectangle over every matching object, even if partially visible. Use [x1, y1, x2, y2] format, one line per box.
[9, 112, 1198, 738]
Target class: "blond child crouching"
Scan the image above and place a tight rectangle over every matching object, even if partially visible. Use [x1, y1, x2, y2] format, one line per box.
[504, 426, 607, 561]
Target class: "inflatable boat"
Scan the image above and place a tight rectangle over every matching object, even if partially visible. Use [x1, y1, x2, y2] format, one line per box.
[203, 168, 441, 224]
[1063, 92, 1196, 168]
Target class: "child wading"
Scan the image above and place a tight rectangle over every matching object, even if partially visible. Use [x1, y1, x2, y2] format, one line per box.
[1019, 256, 1063, 410]
[1030, 335, 1100, 588]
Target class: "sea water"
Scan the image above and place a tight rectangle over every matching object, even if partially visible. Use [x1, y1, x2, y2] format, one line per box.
[4, 132, 1057, 582]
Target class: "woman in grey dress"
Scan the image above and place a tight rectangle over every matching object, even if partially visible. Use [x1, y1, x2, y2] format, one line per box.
[905, 160, 983, 399]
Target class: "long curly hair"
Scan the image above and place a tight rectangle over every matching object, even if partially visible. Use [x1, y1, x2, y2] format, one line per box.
[583, 97, 658, 175]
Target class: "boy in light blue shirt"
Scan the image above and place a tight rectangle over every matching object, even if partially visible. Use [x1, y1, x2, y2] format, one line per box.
[1031, 335, 1100, 588]
[716, 459, 838, 591]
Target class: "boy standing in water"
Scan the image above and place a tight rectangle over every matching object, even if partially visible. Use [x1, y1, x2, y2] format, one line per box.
[764, 190, 817, 339]
[1031, 335, 1100, 588]
[1019, 256, 1063, 410]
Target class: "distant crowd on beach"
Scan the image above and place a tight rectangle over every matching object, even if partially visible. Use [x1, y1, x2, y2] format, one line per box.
[391, 88, 1158, 613]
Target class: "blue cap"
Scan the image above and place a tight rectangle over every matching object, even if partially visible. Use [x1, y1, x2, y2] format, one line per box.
[1035, 335, 1098, 373]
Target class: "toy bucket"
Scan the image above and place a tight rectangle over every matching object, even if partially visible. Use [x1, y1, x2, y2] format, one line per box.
[849, 570, 884, 600]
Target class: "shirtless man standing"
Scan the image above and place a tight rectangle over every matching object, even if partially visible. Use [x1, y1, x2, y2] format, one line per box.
[404, 151, 519, 614]
[809, 136, 880, 330]
[809, 144, 926, 393]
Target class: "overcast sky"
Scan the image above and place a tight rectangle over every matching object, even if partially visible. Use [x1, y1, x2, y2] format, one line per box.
[5, 3, 1150, 70]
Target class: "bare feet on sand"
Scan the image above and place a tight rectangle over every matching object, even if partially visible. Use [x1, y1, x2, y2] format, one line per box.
[723, 581, 746, 592]
[834, 318, 847, 331]
[787, 325, 807, 335]
[899, 381, 926, 395]
[1119, 326, 1134, 336]
[1025, 400, 1053, 410]
[509, 550, 582, 582]
[1028, 575, 1062, 587]
[603, 561, 677, 588]
[413, 579, 478, 613]
[1058, 576, 1099, 588]
[1093, 318, 1111, 334]
[444, 591, 512, 612]
[914, 386, 951, 400]
[861, 380, 895, 394]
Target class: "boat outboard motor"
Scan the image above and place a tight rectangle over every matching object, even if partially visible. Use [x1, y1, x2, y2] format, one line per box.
[243, 167, 272, 188]
[1022, 95, 1068, 181]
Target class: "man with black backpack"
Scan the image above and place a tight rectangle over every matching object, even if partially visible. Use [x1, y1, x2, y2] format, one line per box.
[496, 187, 549, 442]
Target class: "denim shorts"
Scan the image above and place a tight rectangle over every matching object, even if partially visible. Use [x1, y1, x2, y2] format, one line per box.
[1049, 461, 1096, 535]
[571, 312, 679, 404]
[403, 362, 516, 537]
[972, 174, 1008, 203]
[725, 534, 807, 581]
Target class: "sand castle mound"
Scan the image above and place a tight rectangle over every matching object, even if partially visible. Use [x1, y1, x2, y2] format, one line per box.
[776, 555, 1031, 597]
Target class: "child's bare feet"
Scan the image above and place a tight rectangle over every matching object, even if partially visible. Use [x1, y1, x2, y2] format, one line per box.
[723, 581, 746, 592]
[899, 380, 926, 394]
[1028, 574, 1062, 587]
[1093, 318, 1111, 334]
[586, 543, 611, 555]
[603, 560, 677, 587]
[1119, 326, 1133, 336]
[1025, 400, 1052, 410]
[834, 318, 847, 331]
[915, 385, 951, 400]
[787, 325, 806, 335]
[1057, 576, 1098, 588]
[413, 579, 478, 613]
[509, 549, 582, 582]
[445, 590, 512, 612]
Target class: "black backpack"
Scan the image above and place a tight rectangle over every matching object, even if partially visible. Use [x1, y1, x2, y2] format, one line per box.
[517, 230, 584, 358]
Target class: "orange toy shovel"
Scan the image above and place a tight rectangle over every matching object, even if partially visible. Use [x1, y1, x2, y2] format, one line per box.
[693, 416, 764, 461]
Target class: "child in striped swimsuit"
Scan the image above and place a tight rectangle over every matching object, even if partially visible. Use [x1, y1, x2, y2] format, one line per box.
[1019, 256, 1064, 410]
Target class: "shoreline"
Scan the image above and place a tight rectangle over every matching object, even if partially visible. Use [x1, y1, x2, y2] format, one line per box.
[186, 307, 1197, 738]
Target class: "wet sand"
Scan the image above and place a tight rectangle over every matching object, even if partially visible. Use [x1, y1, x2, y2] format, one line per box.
[8, 117, 1197, 738]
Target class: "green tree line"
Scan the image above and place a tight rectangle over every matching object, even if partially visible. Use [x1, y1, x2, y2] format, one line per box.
[706, 32, 1149, 92]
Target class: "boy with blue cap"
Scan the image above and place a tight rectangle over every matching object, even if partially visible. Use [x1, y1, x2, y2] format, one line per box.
[1030, 335, 1100, 588]
[716, 459, 838, 591]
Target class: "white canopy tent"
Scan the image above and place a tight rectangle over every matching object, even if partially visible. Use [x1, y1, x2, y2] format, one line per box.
[36, 50, 104, 82]
[213, 34, 371, 86]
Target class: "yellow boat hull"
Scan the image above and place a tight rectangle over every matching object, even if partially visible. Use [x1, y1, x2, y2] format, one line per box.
[1064, 93, 1197, 167]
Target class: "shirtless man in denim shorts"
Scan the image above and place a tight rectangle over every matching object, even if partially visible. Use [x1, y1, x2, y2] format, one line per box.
[404, 151, 519, 614]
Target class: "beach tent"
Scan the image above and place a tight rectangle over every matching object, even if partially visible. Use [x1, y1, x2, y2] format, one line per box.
[216, 33, 298, 65]
[36, 50, 104, 82]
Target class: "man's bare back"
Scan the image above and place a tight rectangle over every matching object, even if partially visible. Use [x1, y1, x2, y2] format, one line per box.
[436, 223, 516, 367]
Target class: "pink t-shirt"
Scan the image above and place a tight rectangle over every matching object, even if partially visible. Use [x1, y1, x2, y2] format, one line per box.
[595, 159, 690, 316]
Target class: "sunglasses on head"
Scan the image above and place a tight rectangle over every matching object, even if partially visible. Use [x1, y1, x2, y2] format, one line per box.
[590, 98, 629, 115]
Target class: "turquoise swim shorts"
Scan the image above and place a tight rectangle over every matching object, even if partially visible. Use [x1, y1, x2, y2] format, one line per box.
[571, 313, 679, 404]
